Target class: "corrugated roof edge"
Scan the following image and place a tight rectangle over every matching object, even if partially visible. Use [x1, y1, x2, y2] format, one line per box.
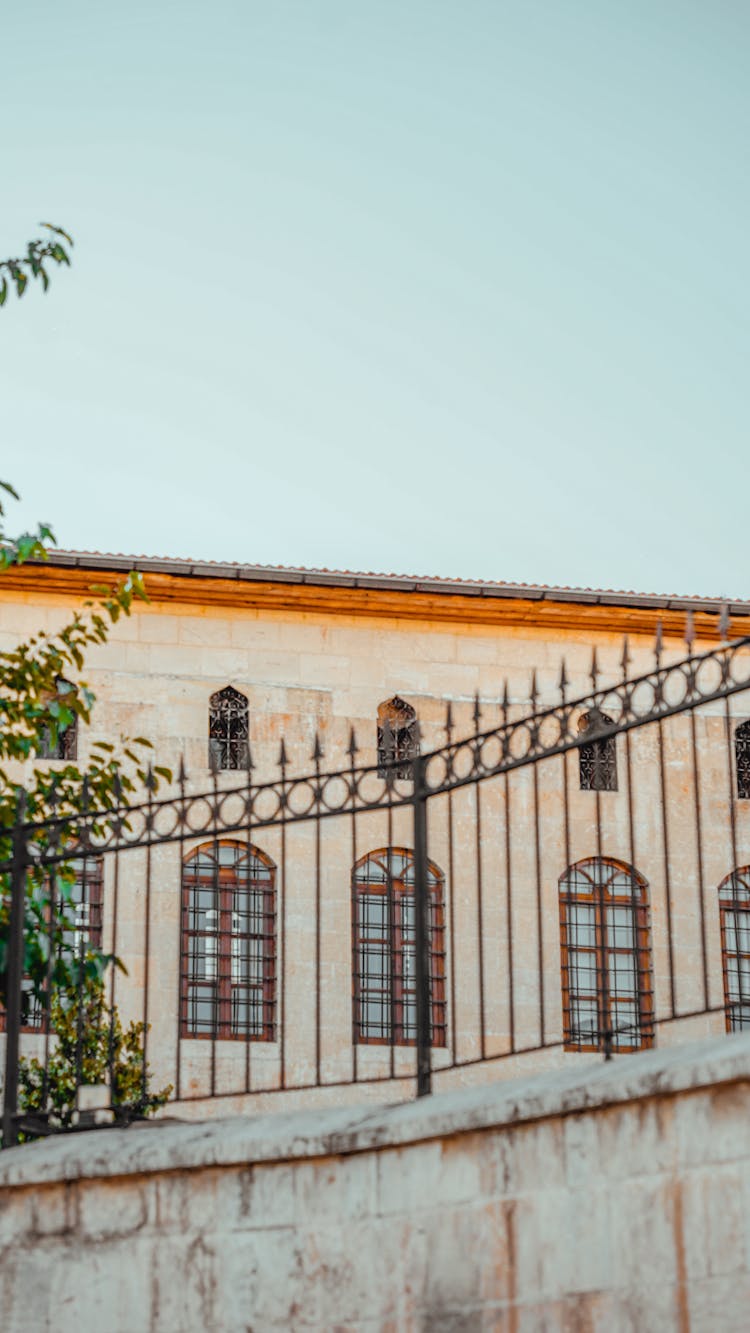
[17, 549, 750, 617]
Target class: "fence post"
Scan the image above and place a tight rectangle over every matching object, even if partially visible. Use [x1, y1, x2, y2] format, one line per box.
[2, 788, 27, 1149]
[412, 752, 432, 1097]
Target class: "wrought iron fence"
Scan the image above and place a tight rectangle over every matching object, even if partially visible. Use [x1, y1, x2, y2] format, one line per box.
[3, 622, 750, 1146]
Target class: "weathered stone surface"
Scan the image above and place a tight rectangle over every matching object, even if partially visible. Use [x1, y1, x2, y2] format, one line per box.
[0, 1036, 749, 1330]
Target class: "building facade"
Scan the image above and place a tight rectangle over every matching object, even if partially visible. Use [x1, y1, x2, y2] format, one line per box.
[2, 552, 750, 1117]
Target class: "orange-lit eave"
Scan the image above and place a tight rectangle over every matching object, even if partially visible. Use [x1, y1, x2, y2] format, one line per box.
[1, 560, 746, 642]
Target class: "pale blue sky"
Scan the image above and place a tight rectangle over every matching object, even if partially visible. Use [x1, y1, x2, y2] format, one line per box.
[2, 2, 748, 595]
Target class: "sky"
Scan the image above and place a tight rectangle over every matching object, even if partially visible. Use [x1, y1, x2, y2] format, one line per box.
[2, 2, 749, 596]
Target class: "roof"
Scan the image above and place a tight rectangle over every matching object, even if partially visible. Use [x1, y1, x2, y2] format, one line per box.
[25, 549, 748, 618]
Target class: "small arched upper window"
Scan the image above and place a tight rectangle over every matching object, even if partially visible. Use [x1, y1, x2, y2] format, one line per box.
[377, 697, 419, 779]
[578, 709, 617, 792]
[39, 677, 78, 760]
[735, 723, 750, 799]
[209, 686, 249, 771]
[718, 868, 750, 1031]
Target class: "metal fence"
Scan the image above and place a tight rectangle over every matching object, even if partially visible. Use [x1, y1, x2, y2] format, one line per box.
[3, 623, 750, 1146]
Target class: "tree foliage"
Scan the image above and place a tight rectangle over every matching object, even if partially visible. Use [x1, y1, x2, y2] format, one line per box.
[0, 482, 170, 1019]
[0, 224, 73, 305]
[18, 976, 172, 1134]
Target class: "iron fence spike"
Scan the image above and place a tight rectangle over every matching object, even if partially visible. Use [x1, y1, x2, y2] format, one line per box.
[279, 739, 288, 770]
[347, 726, 358, 757]
[684, 610, 695, 652]
[620, 635, 631, 675]
[312, 730, 323, 763]
[177, 755, 187, 786]
[473, 691, 481, 729]
[719, 603, 731, 641]
[655, 620, 663, 661]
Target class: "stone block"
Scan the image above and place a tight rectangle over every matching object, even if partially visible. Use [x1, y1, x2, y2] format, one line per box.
[78, 1177, 151, 1240]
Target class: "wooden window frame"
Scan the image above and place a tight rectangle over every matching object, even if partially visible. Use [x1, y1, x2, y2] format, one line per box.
[180, 839, 276, 1042]
[0, 857, 103, 1033]
[719, 868, 750, 1032]
[352, 847, 446, 1048]
[559, 857, 653, 1053]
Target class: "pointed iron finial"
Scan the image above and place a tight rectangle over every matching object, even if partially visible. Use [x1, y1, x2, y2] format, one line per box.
[473, 691, 481, 731]
[589, 647, 599, 690]
[145, 763, 156, 794]
[312, 730, 323, 765]
[347, 726, 358, 759]
[684, 611, 695, 654]
[113, 770, 123, 804]
[654, 620, 663, 664]
[445, 700, 453, 742]
[558, 657, 569, 700]
[529, 670, 538, 709]
[501, 678, 510, 721]
[719, 603, 731, 641]
[278, 738, 288, 771]
[620, 636, 631, 677]
[177, 755, 187, 788]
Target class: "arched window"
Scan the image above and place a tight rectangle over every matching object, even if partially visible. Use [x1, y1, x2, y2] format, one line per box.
[559, 858, 653, 1052]
[735, 723, 750, 799]
[39, 677, 78, 760]
[377, 697, 419, 779]
[1, 855, 103, 1032]
[578, 709, 617, 792]
[208, 686, 249, 771]
[718, 869, 750, 1031]
[180, 841, 275, 1041]
[352, 847, 446, 1047]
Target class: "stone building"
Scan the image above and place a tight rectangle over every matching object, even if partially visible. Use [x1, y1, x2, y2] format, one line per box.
[2, 551, 750, 1116]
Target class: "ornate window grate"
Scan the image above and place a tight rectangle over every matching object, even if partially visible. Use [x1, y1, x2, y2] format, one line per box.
[208, 685, 249, 771]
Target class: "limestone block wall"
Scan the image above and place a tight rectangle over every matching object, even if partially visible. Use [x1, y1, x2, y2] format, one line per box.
[1, 1034, 750, 1331]
[2, 583, 750, 1113]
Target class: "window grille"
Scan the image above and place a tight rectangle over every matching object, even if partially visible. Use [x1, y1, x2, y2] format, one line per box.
[208, 686, 249, 771]
[0, 857, 103, 1032]
[559, 858, 653, 1053]
[180, 841, 276, 1041]
[39, 677, 78, 760]
[578, 709, 617, 791]
[719, 869, 750, 1032]
[735, 723, 750, 799]
[377, 697, 419, 780]
[352, 847, 446, 1047]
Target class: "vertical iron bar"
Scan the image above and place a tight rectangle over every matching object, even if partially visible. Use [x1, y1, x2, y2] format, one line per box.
[446, 704, 457, 1066]
[657, 716, 676, 1018]
[2, 789, 27, 1148]
[502, 683, 515, 1054]
[532, 757, 545, 1049]
[174, 759, 188, 1103]
[349, 730, 359, 1084]
[142, 777, 154, 1103]
[244, 752, 255, 1095]
[387, 799, 395, 1080]
[312, 737, 321, 1087]
[413, 751, 431, 1097]
[690, 705, 709, 1013]
[279, 744, 288, 1090]
[473, 698, 486, 1062]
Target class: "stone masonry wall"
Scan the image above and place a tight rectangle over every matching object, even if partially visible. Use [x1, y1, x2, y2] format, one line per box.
[1, 1035, 750, 1331]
